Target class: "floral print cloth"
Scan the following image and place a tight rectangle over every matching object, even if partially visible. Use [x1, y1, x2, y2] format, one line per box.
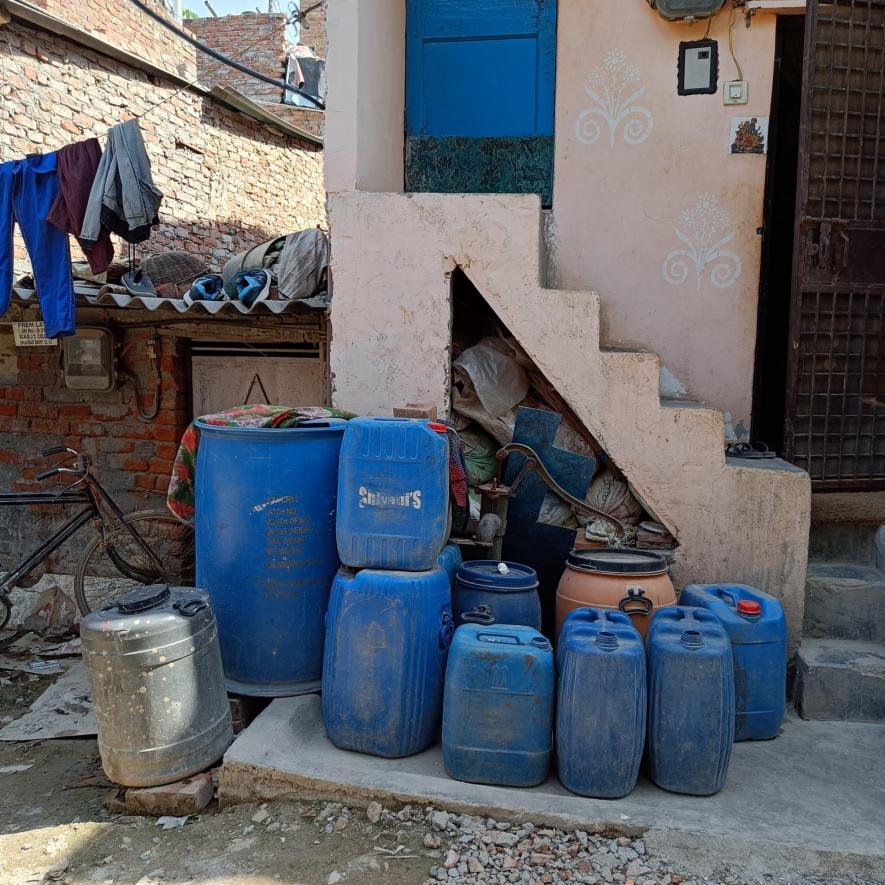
[166, 404, 354, 524]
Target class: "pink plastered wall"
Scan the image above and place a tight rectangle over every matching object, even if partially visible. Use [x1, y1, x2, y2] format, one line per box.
[551, 2, 778, 433]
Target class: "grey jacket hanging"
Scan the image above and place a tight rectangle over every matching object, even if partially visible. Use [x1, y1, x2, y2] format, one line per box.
[81, 119, 163, 248]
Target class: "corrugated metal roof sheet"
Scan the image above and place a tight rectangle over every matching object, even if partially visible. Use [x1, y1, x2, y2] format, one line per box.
[11, 285, 330, 315]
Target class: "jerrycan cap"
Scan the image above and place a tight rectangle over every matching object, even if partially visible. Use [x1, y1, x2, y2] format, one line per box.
[737, 599, 762, 616]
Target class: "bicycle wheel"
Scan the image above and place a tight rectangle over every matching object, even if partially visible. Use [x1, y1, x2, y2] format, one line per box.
[74, 510, 195, 615]
[0, 595, 27, 650]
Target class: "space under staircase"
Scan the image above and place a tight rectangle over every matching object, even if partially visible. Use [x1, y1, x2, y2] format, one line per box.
[795, 526, 885, 722]
[329, 192, 812, 647]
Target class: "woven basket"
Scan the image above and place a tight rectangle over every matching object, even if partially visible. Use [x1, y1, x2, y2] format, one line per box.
[142, 251, 207, 287]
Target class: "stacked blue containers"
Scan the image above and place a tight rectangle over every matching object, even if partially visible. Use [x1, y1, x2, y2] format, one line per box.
[324, 417, 453, 758]
[557, 609, 646, 798]
[646, 607, 735, 796]
[336, 417, 449, 570]
[453, 561, 542, 629]
[443, 623, 554, 786]
[322, 567, 453, 757]
[195, 419, 347, 696]
[679, 583, 786, 741]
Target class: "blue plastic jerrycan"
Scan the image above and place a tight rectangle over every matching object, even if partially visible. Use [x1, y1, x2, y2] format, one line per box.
[679, 583, 786, 741]
[322, 567, 453, 758]
[557, 608, 646, 798]
[443, 623, 554, 787]
[646, 607, 735, 796]
[336, 417, 450, 571]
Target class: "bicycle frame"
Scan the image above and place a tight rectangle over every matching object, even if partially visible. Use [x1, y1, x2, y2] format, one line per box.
[0, 491, 96, 595]
[0, 472, 165, 597]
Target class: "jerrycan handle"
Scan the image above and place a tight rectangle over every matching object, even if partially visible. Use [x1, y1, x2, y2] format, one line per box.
[713, 586, 738, 608]
[438, 611, 455, 649]
[618, 585, 653, 616]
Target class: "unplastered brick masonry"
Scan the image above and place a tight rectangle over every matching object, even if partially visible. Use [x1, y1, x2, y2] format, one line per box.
[0, 19, 325, 277]
[0, 1, 326, 574]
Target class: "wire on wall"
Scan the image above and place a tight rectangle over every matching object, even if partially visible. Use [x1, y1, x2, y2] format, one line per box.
[728, 0, 744, 81]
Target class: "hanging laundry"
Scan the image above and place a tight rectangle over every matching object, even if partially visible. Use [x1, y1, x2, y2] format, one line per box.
[81, 118, 163, 249]
[46, 138, 114, 275]
[0, 153, 75, 338]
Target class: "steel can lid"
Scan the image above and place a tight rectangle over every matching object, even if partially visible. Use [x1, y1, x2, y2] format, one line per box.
[566, 548, 669, 576]
[737, 599, 762, 615]
[456, 561, 539, 591]
[112, 584, 172, 614]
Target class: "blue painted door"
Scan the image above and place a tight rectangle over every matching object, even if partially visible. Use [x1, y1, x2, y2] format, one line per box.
[406, 0, 557, 205]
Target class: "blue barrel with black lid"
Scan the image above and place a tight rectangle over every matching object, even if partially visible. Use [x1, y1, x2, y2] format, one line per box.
[646, 607, 735, 796]
[679, 583, 786, 741]
[194, 418, 346, 696]
[453, 561, 541, 630]
[556, 608, 646, 799]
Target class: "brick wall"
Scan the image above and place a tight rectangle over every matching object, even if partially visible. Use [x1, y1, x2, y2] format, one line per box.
[0, 20, 325, 277]
[273, 105, 324, 139]
[299, 1, 327, 59]
[0, 17, 326, 577]
[185, 12, 287, 102]
[33, 0, 196, 80]
[0, 324, 190, 573]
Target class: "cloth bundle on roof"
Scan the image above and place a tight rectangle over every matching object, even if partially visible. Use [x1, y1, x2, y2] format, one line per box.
[221, 228, 329, 301]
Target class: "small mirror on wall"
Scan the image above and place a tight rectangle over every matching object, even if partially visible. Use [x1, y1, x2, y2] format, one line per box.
[678, 39, 719, 95]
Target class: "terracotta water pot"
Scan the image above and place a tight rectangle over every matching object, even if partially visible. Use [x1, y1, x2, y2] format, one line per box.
[555, 548, 676, 639]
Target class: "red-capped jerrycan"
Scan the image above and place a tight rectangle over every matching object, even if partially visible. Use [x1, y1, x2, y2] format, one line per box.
[679, 583, 786, 741]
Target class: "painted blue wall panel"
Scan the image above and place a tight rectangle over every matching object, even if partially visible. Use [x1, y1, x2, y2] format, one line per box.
[421, 39, 540, 136]
[406, 0, 557, 138]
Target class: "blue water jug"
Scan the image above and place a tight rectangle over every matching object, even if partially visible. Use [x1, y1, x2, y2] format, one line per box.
[453, 561, 541, 629]
[437, 543, 463, 591]
[443, 623, 553, 787]
[195, 419, 346, 696]
[322, 567, 453, 758]
[556, 609, 646, 798]
[646, 607, 735, 796]
[336, 417, 450, 570]
[679, 583, 786, 741]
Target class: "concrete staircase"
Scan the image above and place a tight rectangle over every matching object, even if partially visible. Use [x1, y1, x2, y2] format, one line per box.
[328, 192, 812, 646]
[795, 526, 885, 722]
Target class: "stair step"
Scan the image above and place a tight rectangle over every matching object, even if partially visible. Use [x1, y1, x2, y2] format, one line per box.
[804, 562, 885, 643]
[794, 638, 885, 722]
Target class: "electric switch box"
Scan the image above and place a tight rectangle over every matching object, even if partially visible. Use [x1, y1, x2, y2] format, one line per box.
[724, 80, 749, 105]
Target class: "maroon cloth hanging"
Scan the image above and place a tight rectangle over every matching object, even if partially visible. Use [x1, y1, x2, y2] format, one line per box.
[46, 138, 114, 275]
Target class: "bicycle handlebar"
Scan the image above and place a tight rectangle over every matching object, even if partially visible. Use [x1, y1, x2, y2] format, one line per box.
[41, 446, 77, 458]
[35, 468, 60, 482]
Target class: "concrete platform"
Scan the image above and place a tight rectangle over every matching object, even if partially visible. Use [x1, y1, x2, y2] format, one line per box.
[220, 695, 885, 864]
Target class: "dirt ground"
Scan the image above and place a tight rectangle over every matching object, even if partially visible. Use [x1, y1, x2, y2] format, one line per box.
[0, 672, 880, 885]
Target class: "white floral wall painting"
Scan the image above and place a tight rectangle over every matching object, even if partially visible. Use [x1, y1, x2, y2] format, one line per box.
[662, 194, 742, 291]
[575, 49, 654, 148]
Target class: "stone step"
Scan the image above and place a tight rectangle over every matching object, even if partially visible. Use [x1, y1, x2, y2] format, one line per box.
[794, 639, 885, 722]
[804, 562, 885, 642]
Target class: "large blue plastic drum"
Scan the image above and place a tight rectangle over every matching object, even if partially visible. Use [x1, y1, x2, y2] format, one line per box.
[195, 419, 347, 696]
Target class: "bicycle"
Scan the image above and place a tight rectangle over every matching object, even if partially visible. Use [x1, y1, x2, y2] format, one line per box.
[0, 446, 194, 646]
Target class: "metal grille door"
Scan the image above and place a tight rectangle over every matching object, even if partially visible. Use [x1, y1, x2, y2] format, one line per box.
[786, 0, 885, 487]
